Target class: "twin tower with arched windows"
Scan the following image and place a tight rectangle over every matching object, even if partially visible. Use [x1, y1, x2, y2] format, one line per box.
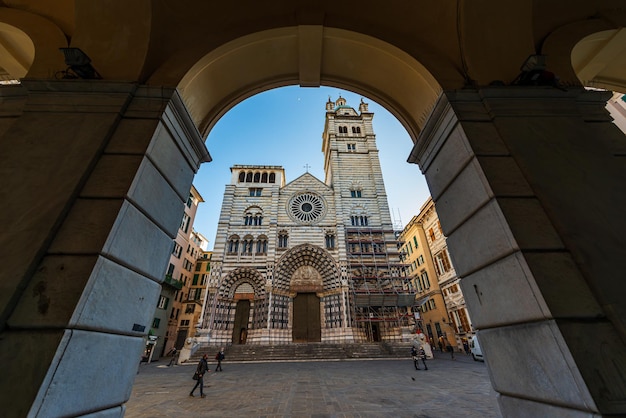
[201, 98, 414, 345]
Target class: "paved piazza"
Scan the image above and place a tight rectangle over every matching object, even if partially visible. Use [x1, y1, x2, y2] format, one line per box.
[126, 352, 500, 418]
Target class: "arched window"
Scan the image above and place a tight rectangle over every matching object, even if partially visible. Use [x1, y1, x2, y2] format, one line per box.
[350, 215, 369, 226]
[338, 126, 348, 134]
[261, 172, 268, 183]
[325, 233, 336, 249]
[238, 171, 245, 182]
[242, 235, 254, 255]
[269, 172, 276, 183]
[246, 172, 253, 182]
[278, 231, 288, 248]
[244, 207, 263, 226]
[256, 236, 268, 254]
[352, 126, 361, 134]
[253, 172, 260, 183]
[227, 235, 240, 254]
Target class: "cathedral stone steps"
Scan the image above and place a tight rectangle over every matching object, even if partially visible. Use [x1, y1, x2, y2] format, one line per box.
[187, 342, 414, 363]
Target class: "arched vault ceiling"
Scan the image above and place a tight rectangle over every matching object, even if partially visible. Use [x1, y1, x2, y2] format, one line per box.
[572, 29, 626, 92]
[0, 22, 34, 78]
[0, 1, 625, 134]
[0, 8, 66, 78]
[2, 0, 74, 36]
[177, 27, 442, 141]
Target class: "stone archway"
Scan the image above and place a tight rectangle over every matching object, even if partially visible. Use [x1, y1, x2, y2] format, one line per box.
[274, 244, 340, 291]
[220, 267, 266, 299]
[177, 26, 441, 141]
[1, 3, 626, 417]
[206, 268, 266, 346]
[274, 245, 339, 343]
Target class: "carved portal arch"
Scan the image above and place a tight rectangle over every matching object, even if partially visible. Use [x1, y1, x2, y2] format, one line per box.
[220, 267, 266, 299]
[273, 244, 340, 292]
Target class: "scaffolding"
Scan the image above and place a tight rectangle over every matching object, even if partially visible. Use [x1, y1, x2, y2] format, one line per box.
[346, 227, 415, 341]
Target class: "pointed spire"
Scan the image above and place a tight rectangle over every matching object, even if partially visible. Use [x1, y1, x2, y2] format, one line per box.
[359, 98, 369, 113]
[325, 96, 334, 111]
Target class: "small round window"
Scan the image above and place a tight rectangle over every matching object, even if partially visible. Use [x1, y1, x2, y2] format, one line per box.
[288, 193, 325, 224]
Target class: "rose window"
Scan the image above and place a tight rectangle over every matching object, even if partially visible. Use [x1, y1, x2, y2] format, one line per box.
[288, 192, 325, 224]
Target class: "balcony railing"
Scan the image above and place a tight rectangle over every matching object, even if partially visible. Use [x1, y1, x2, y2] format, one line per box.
[163, 274, 183, 290]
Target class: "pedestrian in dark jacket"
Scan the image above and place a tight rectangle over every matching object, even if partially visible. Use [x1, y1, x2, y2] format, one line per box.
[215, 347, 225, 371]
[418, 346, 428, 370]
[167, 347, 179, 367]
[190, 354, 210, 398]
[411, 346, 421, 370]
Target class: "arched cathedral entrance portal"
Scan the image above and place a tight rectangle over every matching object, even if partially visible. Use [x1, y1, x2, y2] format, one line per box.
[274, 245, 345, 344]
[206, 268, 266, 347]
[291, 266, 323, 343]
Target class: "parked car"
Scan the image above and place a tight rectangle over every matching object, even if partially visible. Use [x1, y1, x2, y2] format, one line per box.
[469, 335, 484, 361]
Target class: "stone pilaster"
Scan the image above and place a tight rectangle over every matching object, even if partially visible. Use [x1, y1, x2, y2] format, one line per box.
[0, 81, 208, 417]
[409, 87, 626, 416]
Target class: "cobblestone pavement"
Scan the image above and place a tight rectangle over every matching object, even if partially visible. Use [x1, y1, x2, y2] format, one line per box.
[126, 352, 501, 418]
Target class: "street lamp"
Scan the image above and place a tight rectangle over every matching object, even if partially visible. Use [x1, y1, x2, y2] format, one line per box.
[59, 47, 102, 79]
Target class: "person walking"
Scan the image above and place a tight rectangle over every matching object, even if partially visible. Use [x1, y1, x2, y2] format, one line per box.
[418, 346, 428, 370]
[167, 347, 179, 367]
[442, 336, 455, 360]
[215, 347, 225, 372]
[411, 346, 421, 370]
[462, 339, 470, 355]
[190, 354, 210, 398]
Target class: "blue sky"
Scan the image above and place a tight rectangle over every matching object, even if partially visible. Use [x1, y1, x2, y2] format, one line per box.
[192, 86, 431, 250]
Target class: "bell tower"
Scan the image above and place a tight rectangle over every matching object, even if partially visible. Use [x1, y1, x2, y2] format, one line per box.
[321, 96, 411, 343]
[321, 96, 394, 231]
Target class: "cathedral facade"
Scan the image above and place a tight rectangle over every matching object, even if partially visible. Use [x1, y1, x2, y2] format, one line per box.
[201, 97, 415, 345]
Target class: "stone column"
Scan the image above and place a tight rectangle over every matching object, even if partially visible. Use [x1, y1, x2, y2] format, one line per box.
[0, 81, 209, 417]
[409, 87, 626, 416]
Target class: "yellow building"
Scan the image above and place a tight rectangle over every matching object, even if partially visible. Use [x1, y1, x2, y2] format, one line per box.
[400, 197, 474, 352]
[400, 205, 455, 351]
[185, 248, 212, 337]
